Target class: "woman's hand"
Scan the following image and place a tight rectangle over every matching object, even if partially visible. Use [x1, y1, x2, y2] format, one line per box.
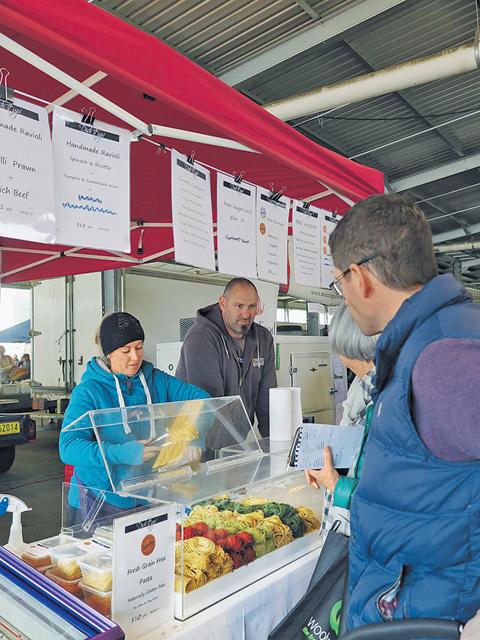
[138, 441, 164, 463]
[304, 447, 340, 492]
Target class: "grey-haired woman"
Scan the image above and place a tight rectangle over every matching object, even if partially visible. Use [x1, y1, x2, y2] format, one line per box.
[305, 302, 378, 534]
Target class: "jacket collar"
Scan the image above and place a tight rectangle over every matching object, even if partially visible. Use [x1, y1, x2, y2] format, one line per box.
[374, 274, 470, 393]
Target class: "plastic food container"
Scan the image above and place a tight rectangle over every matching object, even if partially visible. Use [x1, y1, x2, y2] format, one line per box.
[21, 546, 52, 569]
[74, 537, 111, 554]
[80, 581, 112, 617]
[50, 544, 90, 581]
[36, 534, 74, 549]
[46, 568, 82, 598]
[78, 554, 112, 592]
[38, 563, 53, 575]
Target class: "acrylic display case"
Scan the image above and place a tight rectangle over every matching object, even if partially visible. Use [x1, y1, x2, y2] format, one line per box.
[0, 545, 124, 639]
[63, 396, 324, 621]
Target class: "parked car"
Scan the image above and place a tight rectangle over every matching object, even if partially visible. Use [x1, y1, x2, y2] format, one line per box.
[0, 414, 36, 473]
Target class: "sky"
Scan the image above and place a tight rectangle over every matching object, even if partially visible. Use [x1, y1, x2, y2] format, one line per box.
[0, 288, 30, 331]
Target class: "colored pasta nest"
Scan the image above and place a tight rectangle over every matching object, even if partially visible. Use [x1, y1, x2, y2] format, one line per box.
[174, 497, 320, 592]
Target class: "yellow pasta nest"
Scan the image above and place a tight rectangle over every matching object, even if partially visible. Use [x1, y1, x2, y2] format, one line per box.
[262, 516, 294, 548]
[174, 537, 233, 593]
[296, 506, 321, 533]
[239, 496, 269, 506]
[235, 511, 265, 528]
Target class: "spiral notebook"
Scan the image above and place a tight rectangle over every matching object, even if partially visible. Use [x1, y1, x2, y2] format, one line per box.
[287, 423, 365, 470]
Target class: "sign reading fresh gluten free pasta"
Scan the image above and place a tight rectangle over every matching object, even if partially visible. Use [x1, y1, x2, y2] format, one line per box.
[52, 106, 131, 252]
[0, 97, 55, 243]
[112, 503, 175, 638]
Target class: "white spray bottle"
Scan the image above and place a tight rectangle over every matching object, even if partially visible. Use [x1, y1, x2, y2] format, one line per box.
[0, 494, 31, 555]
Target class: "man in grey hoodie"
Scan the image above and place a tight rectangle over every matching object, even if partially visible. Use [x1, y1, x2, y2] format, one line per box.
[176, 278, 277, 437]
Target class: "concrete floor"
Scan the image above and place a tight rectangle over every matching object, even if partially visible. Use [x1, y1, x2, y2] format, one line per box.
[0, 429, 64, 545]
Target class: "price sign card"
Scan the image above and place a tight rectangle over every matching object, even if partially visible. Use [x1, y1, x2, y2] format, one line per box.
[320, 210, 338, 288]
[255, 187, 289, 284]
[0, 97, 55, 243]
[171, 149, 215, 270]
[53, 106, 131, 252]
[112, 504, 175, 639]
[292, 200, 321, 288]
[216, 172, 257, 278]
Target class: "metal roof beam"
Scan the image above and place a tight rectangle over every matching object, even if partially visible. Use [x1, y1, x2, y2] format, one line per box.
[433, 221, 480, 244]
[391, 152, 480, 191]
[342, 40, 467, 159]
[294, 0, 321, 21]
[219, 0, 408, 86]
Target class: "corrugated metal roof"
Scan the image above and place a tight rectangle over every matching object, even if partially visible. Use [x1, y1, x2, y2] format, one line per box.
[95, 0, 480, 283]
[97, 0, 352, 72]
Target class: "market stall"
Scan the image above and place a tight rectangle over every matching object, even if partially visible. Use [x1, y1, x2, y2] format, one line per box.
[13, 396, 324, 639]
[0, 2, 384, 636]
[0, 0, 383, 285]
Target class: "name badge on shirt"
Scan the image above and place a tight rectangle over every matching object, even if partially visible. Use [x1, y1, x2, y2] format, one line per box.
[252, 357, 265, 368]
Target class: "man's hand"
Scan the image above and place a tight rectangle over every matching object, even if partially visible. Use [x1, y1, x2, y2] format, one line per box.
[304, 447, 340, 493]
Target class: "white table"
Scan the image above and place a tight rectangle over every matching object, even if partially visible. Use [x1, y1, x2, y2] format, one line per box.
[144, 548, 321, 640]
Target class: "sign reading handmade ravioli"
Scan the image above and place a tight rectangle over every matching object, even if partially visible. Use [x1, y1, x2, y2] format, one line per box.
[319, 209, 338, 289]
[52, 106, 131, 252]
[216, 172, 257, 279]
[112, 504, 175, 639]
[255, 187, 289, 284]
[292, 200, 321, 288]
[0, 97, 55, 243]
[171, 149, 215, 271]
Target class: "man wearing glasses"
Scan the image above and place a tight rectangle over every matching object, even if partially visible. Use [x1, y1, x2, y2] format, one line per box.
[329, 194, 480, 631]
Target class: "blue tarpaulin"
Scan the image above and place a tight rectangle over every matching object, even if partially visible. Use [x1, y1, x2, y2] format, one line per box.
[0, 319, 30, 343]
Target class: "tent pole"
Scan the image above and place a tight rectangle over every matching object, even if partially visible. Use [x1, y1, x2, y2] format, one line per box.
[45, 71, 108, 112]
[0, 32, 152, 136]
[150, 124, 258, 153]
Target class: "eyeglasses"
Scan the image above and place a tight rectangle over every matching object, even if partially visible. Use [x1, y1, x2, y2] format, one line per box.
[329, 253, 382, 297]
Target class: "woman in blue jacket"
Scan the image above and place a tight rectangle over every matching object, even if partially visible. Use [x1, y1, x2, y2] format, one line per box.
[59, 312, 210, 516]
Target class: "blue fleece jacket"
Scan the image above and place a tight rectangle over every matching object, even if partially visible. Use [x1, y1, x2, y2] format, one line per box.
[60, 358, 209, 508]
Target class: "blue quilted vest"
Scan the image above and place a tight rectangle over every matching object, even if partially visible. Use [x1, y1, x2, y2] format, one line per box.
[347, 274, 480, 629]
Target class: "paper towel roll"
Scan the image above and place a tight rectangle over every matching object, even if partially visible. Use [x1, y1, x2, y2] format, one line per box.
[269, 387, 303, 441]
[291, 387, 303, 432]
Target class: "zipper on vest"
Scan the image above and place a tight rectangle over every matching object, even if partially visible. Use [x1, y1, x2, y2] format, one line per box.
[376, 567, 404, 622]
[126, 377, 132, 394]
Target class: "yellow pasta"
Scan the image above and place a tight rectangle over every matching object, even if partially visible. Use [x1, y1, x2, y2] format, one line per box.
[296, 506, 321, 532]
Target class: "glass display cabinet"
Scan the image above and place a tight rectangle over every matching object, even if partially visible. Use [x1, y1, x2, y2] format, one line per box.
[63, 396, 324, 620]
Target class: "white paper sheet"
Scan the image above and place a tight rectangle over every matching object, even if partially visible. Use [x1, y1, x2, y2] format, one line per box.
[319, 210, 338, 288]
[292, 201, 321, 287]
[0, 97, 55, 244]
[255, 187, 289, 284]
[53, 106, 131, 251]
[217, 172, 257, 278]
[289, 423, 364, 470]
[171, 149, 215, 270]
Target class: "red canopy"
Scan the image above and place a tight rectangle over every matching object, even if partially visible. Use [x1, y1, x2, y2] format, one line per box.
[0, 0, 383, 284]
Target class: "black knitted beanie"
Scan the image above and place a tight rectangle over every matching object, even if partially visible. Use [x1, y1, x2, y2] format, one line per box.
[99, 312, 145, 356]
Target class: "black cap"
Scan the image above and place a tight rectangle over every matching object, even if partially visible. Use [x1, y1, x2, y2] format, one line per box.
[99, 312, 145, 356]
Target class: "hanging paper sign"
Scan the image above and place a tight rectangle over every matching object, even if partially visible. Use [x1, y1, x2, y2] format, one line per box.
[171, 149, 215, 270]
[255, 187, 289, 284]
[0, 97, 55, 243]
[216, 172, 257, 278]
[53, 106, 131, 252]
[292, 200, 321, 288]
[319, 210, 338, 288]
